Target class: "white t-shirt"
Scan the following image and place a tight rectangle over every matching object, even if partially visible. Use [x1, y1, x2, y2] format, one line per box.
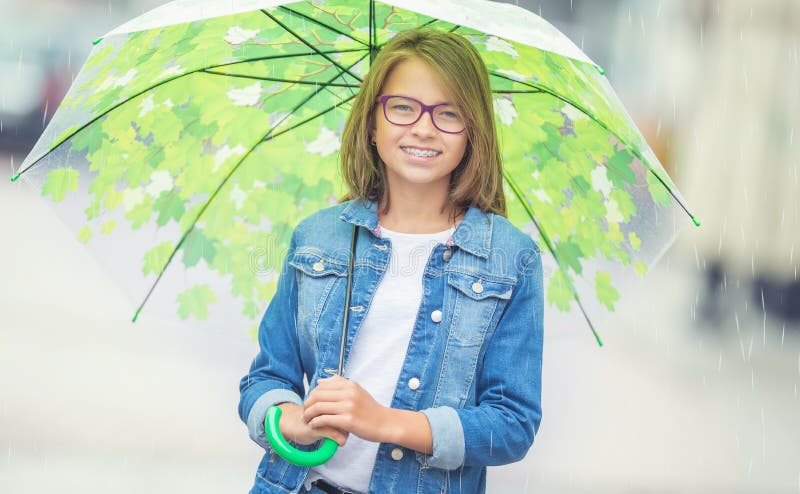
[306, 224, 454, 493]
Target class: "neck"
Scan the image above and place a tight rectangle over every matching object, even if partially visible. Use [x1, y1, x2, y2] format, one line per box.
[378, 188, 463, 234]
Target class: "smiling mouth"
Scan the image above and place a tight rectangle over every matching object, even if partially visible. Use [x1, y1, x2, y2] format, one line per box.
[401, 147, 441, 158]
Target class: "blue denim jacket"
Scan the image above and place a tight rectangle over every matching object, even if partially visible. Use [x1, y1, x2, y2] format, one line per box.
[239, 199, 543, 494]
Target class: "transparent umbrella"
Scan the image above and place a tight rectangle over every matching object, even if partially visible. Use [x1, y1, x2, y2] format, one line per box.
[12, 0, 697, 346]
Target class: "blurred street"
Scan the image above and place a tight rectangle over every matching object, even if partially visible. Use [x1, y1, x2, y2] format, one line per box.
[2, 0, 800, 493]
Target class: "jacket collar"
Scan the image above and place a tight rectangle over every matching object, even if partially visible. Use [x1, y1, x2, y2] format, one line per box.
[339, 199, 492, 259]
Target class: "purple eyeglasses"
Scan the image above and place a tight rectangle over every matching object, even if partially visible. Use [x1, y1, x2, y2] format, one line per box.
[375, 94, 466, 134]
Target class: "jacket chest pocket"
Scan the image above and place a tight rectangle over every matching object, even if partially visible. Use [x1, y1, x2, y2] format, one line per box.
[289, 248, 348, 348]
[446, 271, 515, 346]
[433, 272, 515, 408]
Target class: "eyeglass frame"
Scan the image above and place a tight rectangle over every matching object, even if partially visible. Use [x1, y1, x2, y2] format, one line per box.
[375, 94, 467, 134]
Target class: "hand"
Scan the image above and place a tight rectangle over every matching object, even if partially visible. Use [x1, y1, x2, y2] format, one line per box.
[276, 402, 349, 447]
[303, 375, 390, 443]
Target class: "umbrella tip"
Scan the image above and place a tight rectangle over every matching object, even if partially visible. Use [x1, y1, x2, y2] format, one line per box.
[596, 65, 605, 76]
[692, 216, 701, 227]
[10, 172, 20, 182]
[92, 37, 103, 46]
[132, 308, 140, 323]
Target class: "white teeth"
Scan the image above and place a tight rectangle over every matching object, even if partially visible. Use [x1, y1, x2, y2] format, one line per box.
[402, 147, 441, 157]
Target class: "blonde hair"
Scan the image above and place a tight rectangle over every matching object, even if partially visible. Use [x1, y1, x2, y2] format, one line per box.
[339, 28, 506, 219]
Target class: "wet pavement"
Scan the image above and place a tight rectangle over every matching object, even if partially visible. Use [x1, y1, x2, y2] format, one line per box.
[2, 159, 799, 493]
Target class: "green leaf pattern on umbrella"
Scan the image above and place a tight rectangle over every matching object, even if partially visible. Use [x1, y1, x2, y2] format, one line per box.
[20, 1, 689, 331]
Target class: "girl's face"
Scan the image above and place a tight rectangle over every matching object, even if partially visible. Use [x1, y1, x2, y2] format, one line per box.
[371, 57, 468, 199]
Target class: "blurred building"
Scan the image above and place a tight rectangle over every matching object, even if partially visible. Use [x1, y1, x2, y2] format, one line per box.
[672, 0, 800, 325]
[0, 0, 163, 157]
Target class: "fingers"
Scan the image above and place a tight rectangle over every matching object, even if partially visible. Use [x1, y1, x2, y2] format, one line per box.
[314, 426, 349, 447]
[303, 399, 351, 423]
[313, 375, 349, 390]
[305, 389, 356, 408]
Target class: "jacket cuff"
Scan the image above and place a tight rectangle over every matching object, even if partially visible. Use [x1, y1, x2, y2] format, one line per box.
[246, 389, 304, 450]
[419, 406, 465, 470]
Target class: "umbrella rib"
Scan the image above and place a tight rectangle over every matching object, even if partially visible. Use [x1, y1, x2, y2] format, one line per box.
[491, 74, 697, 224]
[276, 5, 369, 47]
[131, 53, 367, 322]
[263, 51, 368, 140]
[490, 89, 543, 94]
[12, 49, 365, 181]
[266, 92, 357, 142]
[260, 9, 363, 85]
[489, 71, 546, 92]
[208, 48, 367, 70]
[370, 0, 375, 62]
[202, 70, 360, 88]
[502, 170, 604, 347]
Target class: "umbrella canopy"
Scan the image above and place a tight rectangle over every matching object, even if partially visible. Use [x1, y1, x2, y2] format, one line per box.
[13, 0, 696, 344]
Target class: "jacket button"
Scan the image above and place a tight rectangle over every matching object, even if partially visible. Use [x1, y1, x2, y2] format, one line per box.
[408, 377, 420, 390]
[391, 448, 404, 461]
[471, 281, 484, 294]
[442, 248, 452, 262]
[312, 261, 324, 272]
[430, 310, 442, 323]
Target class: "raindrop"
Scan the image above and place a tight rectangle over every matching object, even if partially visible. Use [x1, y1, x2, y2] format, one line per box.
[742, 64, 750, 94]
[717, 351, 723, 372]
[760, 407, 766, 464]
[693, 245, 701, 272]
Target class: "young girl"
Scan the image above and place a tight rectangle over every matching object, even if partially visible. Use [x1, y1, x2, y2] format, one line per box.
[239, 28, 544, 494]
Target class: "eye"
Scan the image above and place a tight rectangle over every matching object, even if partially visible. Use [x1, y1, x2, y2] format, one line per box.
[391, 104, 415, 113]
[437, 108, 463, 121]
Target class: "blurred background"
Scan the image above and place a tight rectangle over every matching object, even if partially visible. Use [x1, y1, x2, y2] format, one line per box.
[1, 0, 798, 492]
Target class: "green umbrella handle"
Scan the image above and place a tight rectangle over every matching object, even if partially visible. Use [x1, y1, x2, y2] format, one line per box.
[265, 405, 338, 467]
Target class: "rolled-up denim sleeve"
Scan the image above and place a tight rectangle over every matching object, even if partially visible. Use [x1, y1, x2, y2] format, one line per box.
[419, 406, 465, 469]
[238, 229, 306, 450]
[246, 389, 304, 450]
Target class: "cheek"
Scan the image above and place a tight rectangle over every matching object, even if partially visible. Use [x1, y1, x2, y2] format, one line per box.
[453, 137, 469, 161]
[376, 121, 403, 145]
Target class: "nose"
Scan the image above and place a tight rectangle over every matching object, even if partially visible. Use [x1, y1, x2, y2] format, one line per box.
[411, 109, 437, 137]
